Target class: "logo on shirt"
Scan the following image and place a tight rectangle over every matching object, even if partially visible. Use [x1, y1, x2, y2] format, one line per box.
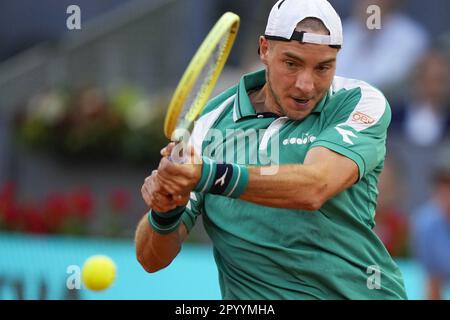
[214, 168, 228, 187]
[351, 111, 375, 125]
[282, 133, 317, 146]
[335, 126, 358, 145]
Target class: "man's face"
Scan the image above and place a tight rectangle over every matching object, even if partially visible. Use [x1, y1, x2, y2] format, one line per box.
[259, 36, 338, 120]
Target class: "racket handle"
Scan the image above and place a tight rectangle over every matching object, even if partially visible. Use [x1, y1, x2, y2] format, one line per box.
[168, 141, 186, 164]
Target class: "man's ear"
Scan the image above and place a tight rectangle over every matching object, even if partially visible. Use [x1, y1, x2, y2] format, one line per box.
[259, 36, 270, 66]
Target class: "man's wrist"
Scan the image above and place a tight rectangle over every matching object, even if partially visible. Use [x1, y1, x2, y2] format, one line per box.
[148, 206, 185, 235]
[194, 156, 249, 198]
[195, 157, 217, 193]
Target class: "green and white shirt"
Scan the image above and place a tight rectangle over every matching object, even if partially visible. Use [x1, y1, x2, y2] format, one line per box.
[181, 69, 407, 300]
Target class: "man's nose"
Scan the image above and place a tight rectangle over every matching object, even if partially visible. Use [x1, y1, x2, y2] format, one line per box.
[295, 71, 314, 94]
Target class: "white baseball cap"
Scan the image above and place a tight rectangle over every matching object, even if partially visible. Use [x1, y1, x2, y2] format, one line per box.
[264, 0, 343, 48]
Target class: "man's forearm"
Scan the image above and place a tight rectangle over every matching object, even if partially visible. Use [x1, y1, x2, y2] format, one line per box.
[135, 214, 184, 273]
[154, 147, 358, 211]
[239, 147, 359, 210]
[240, 164, 327, 210]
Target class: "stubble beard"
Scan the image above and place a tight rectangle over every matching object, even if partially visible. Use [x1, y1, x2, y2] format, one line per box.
[266, 68, 306, 120]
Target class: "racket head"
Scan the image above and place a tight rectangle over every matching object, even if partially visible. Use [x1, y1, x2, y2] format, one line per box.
[163, 12, 240, 141]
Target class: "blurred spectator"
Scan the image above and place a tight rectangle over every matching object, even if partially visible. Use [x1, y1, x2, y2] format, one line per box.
[336, 0, 430, 94]
[374, 157, 409, 257]
[388, 48, 450, 212]
[411, 144, 450, 300]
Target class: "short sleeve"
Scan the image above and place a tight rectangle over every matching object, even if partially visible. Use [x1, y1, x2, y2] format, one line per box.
[310, 83, 391, 180]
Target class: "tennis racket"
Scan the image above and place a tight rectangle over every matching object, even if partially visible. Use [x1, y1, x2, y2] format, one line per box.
[163, 12, 240, 162]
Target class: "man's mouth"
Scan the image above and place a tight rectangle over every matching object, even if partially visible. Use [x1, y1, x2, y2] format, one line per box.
[292, 97, 312, 107]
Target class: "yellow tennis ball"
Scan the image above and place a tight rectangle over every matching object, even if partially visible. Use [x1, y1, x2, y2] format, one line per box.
[82, 255, 116, 291]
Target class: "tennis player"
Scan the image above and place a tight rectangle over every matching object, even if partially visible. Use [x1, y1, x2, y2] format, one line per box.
[136, 0, 407, 299]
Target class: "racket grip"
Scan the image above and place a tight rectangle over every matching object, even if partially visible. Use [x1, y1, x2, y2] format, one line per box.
[168, 143, 186, 164]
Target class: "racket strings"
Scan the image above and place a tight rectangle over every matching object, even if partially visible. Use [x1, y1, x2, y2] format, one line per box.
[164, 12, 240, 140]
[178, 34, 229, 127]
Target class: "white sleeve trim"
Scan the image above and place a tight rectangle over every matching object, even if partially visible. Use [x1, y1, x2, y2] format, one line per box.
[188, 94, 236, 154]
[332, 76, 387, 132]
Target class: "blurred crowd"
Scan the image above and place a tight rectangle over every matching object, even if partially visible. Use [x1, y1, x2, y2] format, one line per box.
[0, 0, 449, 299]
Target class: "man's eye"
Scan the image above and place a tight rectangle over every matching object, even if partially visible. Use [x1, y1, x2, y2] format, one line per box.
[317, 65, 331, 72]
[284, 60, 295, 68]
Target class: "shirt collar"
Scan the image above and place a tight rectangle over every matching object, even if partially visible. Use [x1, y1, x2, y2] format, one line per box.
[233, 69, 266, 121]
[313, 89, 330, 114]
[233, 69, 329, 122]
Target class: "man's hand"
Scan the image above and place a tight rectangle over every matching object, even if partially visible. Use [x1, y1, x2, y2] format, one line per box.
[141, 143, 201, 213]
[156, 143, 202, 197]
[141, 170, 188, 213]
